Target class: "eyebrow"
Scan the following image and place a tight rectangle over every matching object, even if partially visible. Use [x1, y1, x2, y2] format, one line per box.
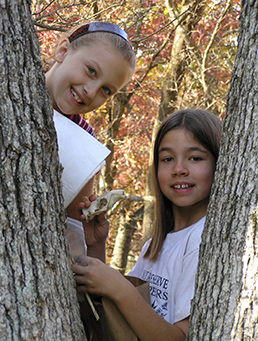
[159, 146, 208, 154]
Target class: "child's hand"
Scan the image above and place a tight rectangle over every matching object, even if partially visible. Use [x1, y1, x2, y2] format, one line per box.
[79, 194, 97, 220]
[83, 212, 109, 247]
[79, 194, 109, 261]
[72, 256, 125, 300]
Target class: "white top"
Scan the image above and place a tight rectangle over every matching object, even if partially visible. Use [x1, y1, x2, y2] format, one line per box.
[129, 216, 205, 324]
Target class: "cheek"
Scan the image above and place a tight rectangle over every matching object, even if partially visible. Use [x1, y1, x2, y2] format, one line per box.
[90, 96, 107, 111]
[201, 167, 215, 191]
[157, 166, 168, 187]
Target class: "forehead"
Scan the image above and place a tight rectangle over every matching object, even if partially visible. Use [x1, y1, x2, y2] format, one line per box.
[71, 39, 118, 57]
[72, 38, 124, 61]
[160, 127, 197, 145]
[158, 128, 212, 155]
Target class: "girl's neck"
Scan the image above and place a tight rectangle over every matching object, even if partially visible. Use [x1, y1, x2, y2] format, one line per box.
[172, 202, 208, 232]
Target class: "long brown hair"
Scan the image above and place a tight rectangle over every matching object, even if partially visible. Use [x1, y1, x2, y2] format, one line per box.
[144, 109, 222, 261]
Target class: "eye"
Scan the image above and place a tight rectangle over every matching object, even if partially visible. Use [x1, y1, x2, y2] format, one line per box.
[102, 86, 111, 95]
[190, 156, 202, 161]
[88, 67, 96, 76]
[161, 156, 173, 163]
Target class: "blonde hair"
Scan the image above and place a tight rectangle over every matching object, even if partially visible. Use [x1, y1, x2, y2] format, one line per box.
[43, 22, 136, 76]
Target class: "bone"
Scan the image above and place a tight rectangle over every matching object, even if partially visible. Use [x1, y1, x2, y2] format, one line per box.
[82, 189, 128, 222]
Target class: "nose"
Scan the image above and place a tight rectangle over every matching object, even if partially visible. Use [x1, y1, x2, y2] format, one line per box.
[83, 83, 98, 100]
[172, 160, 189, 176]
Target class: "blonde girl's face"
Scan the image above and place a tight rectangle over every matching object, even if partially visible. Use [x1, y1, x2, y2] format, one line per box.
[46, 39, 133, 115]
[158, 127, 215, 217]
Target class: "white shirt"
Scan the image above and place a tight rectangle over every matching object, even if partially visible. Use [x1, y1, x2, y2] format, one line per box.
[129, 217, 205, 324]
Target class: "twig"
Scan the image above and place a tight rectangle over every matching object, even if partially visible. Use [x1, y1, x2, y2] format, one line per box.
[85, 293, 100, 321]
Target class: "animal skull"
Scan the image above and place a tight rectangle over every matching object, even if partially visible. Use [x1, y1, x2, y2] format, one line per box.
[82, 189, 127, 222]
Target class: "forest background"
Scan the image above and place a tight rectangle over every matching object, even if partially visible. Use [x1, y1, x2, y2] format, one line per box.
[32, 0, 240, 272]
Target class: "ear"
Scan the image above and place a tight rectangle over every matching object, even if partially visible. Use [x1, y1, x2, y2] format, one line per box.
[55, 39, 70, 63]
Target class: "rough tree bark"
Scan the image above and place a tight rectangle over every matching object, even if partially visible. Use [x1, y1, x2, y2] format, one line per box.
[108, 3, 148, 269]
[188, 1, 258, 339]
[103, 91, 128, 191]
[110, 206, 143, 274]
[0, 2, 85, 339]
[142, 0, 204, 243]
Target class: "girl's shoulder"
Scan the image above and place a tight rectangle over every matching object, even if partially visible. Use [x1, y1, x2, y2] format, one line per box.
[182, 216, 205, 256]
[137, 239, 152, 256]
[163, 216, 205, 256]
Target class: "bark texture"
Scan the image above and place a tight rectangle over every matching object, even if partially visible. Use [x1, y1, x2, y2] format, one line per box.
[110, 206, 143, 274]
[142, 0, 204, 243]
[188, 1, 258, 339]
[0, 2, 85, 340]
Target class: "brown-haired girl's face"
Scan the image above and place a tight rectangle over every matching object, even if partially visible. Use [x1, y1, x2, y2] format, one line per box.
[157, 128, 215, 218]
[46, 39, 132, 115]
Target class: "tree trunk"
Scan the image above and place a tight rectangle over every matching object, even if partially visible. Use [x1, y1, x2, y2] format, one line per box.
[110, 206, 143, 274]
[103, 92, 128, 191]
[188, 1, 258, 339]
[0, 1, 85, 339]
[104, 5, 147, 269]
[142, 0, 203, 243]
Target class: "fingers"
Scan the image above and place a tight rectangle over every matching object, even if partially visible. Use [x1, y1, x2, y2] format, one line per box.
[78, 196, 91, 209]
[71, 256, 98, 270]
[96, 212, 109, 226]
[72, 263, 86, 274]
[78, 196, 95, 220]
[80, 213, 86, 220]
[76, 285, 88, 293]
[78, 195, 97, 219]
[72, 258, 119, 297]
[89, 194, 97, 202]
[71, 257, 102, 291]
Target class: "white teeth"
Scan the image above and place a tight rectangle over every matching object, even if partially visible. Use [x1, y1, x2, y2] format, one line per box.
[173, 184, 193, 189]
[71, 88, 83, 104]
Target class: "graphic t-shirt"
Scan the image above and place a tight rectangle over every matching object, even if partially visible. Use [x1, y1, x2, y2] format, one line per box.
[129, 217, 205, 324]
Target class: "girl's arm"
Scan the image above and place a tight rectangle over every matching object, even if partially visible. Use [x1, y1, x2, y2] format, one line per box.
[72, 257, 188, 341]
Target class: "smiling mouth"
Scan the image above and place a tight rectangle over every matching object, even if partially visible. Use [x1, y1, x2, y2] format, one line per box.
[172, 184, 194, 189]
[71, 88, 84, 104]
